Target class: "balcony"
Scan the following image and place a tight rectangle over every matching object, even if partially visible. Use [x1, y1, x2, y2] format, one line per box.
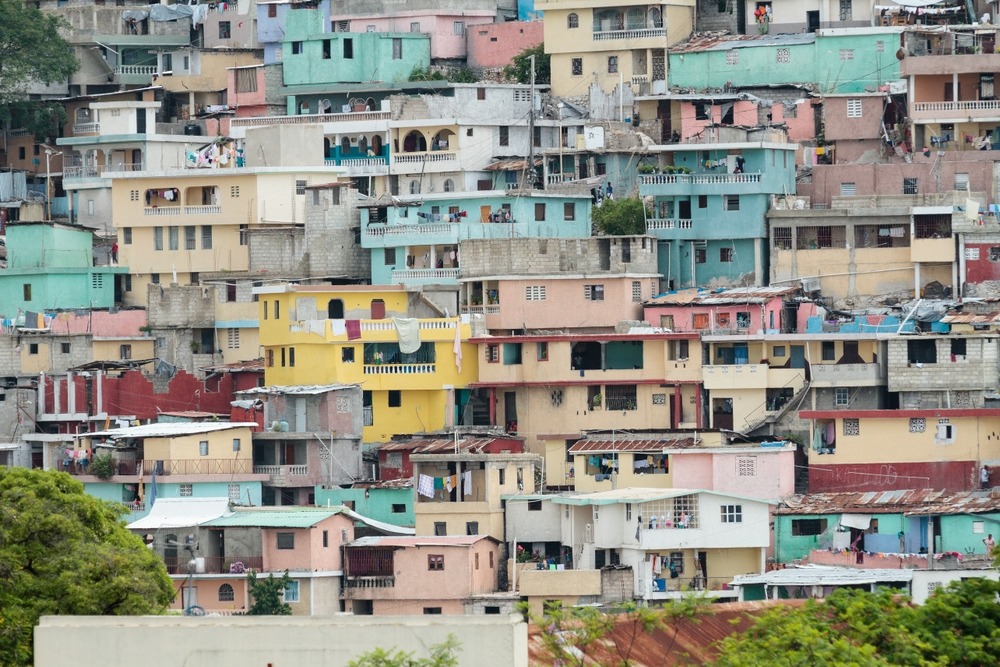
[646, 218, 693, 230]
[144, 206, 182, 216]
[366, 222, 454, 239]
[143, 206, 221, 216]
[72, 122, 101, 135]
[393, 152, 457, 165]
[141, 459, 255, 475]
[593, 26, 665, 41]
[231, 110, 391, 128]
[389, 268, 460, 283]
[640, 173, 762, 185]
[911, 237, 955, 262]
[163, 555, 263, 575]
[115, 64, 158, 76]
[363, 362, 436, 375]
[911, 99, 1000, 122]
[252, 464, 308, 477]
[325, 156, 388, 176]
[702, 364, 804, 390]
[343, 575, 395, 589]
[592, 17, 664, 42]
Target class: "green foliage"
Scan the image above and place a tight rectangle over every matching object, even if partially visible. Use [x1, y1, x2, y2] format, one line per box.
[347, 634, 461, 667]
[0, 101, 68, 142]
[592, 197, 649, 236]
[451, 68, 479, 84]
[408, 66, 481, 83]
[408, 66, 446, 82]
[0, 0, 78, 106]
[246, 570, 293, 615]
[88, 453, 115, 480]
[0, 468, 172, 667]
[713, 579, 1000, 667]
[503, 44, 550, 85]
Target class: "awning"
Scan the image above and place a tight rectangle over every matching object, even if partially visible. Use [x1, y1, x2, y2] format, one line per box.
[839, 513, 872, 530]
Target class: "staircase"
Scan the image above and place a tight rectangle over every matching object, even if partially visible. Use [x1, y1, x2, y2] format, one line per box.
[394, 95, 430, 121]
[741, 378, 811, 435]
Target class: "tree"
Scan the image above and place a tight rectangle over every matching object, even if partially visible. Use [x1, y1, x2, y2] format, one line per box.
[0, 0, 78, 104]
[347, 635, 461, 667]
[0, 468, 173, 667]
[246, 570, 293, 615]
[592, 197, 649, 236]
[504, 44, 550, 85]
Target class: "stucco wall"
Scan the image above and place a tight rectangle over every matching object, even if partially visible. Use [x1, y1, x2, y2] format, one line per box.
[466, 21, 543, 69]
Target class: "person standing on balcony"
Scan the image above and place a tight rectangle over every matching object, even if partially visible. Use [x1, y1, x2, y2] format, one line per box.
[111, 242, 118, 264]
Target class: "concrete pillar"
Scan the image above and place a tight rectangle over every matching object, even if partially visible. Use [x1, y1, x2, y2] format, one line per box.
[914, 262, 921, 298]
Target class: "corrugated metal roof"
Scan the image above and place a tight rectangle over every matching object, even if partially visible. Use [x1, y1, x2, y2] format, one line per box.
[78, 421, 259, 439]
[201, 358, 265, 373]
[237, 383, 359, 396]
[940, 312, 1000, 324]
[646, 285, 799, 306]
[347, 535, 494, 548]
[568, 437, 698, 454]
[731, 564, 913, 587]
[553, 487, 776, 506]
[203, 507, 347, 528]
[378, 437, 515, 454]
[776, 489, 1000, 515]
[670, 31, 815, 54]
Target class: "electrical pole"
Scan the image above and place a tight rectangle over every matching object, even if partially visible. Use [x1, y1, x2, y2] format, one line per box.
[525, 54, 535, 190]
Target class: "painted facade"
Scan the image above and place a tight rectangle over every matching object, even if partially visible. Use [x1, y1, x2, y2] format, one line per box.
[466, 20, 544, 68]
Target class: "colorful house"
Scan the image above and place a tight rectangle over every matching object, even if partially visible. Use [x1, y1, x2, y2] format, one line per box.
[376, 434, 525, 482]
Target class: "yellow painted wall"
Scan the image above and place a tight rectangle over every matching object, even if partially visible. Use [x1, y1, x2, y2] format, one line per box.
[92, 339, 156, 363]
[817, 416, 1000, 464]
[134, 428, 254, 461]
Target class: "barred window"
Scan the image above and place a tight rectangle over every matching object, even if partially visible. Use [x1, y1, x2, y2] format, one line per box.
[604, 384, 637, 411]
[632, 281, 642, 302]
[774, 227, 792, 250]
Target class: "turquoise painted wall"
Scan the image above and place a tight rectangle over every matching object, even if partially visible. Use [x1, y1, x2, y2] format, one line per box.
[940, 513, 1000, 556]
[668, 33, 899, 94]
[84, 480, 264, 523]
[7, 223, 92, 269]
[281, 23, 430, 86]
[314, 486, 414, 527]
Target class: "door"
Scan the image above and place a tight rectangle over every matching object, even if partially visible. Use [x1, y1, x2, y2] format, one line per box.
[712, 398, 734, 430]
[504, 391, 517, 432]
[678, 199, 691, 218]
[480, 205, 491, 223]
[842, 340, 863, 363]
[807, 10, 819, 32]
[136, 109, 146, 134]
[790, 345, 806, 369]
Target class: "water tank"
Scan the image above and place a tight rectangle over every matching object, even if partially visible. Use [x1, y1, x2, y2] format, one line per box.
[184, 123, 202, 136]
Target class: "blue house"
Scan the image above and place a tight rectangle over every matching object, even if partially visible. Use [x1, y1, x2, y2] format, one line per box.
[638, 142, 797, 288]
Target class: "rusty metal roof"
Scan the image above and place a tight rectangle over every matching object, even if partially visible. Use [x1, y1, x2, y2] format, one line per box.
[646, 285, 800, 307]
[568, 437, 698, 454]
[526, 600, 803, 666]
[940, 312, 1000, 324]
[378, 437, 518, 454]
[776, 489, 1000, 516]
[669, 31, 815, 54]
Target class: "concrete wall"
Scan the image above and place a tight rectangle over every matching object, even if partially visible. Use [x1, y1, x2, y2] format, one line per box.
[460, 237, 657, 278]
[466, 21, 543, 69]
[304, 186, 370, 281]
[35, 615, 529, 667]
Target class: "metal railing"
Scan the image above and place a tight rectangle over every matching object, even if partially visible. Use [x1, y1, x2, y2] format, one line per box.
[162, 555, 263, 575]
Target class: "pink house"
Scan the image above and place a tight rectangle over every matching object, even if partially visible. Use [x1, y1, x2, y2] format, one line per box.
[673, 96, 814, 145]
[378, 435, 525, 481]
[327, 13, 495, 61]
[466, 21, 543, 69]
[342, 535, 502, 615]
[644, 286, 801, 334]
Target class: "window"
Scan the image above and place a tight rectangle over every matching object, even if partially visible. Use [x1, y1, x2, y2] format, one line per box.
[839, 49, 854, 60]
[721, 504, 743, 523]
[228, 483, 241, 502]
[955, 173, 970, 191]
[936, 422, 955, 443]
[392, 503, 406, 513]
[525, 285, 546, 301]
[428, 554, 444, 570]
[847, 99, 862, 118]
[185, 225, 196, 250]
[268, 3, 276, 17]
[584, 284, 605, 301]
[295, 180, 307, 195]
[219, 21, 231, 39]
[571, 58, 583, 76]
[726, 49, 739, 65]
[283, 581, 299, 603]
[537, 342, 549, 361]
[218, 584, 235, 601]
[903, 178, 918, 195]
[199, 441, 209, 456]
[737, 456, 756, 476]
[822, 341, 836, 361]
[276, 532, 295, 549]
[907, 339, 937, 364]
[201, 226, 213, 249]
[235, 68, 257, 93]
[486, 344, 499, 363]
[774, 227, 792, 249]
[909, 417, 926, 433]
[179, 484, 193, 497]
[23, 284, 31, 301]
[227, 328, 240, 349]
[466, 521, 479, 535]
[605, 384, 638, 411]
[123, 228, 133, 244]
[475, 552, 480, 569]
[151, 273, 160, 285]
[342, 347, 355, 363]
[608, 56, 618, 73]
[168, 226, 179, 251]
[695, 248, 707, 263]
[392, 38, 402, 59]
[275, 300, 280, 318]
[567, 12, 578, 28]
[835, 388, 850, 406]
[289, 347, 295, 367]
[504, 343, 522, 365]
[720, 247, 734, 262]
[839, 0, 852, 20]
[384, 248, 397, 266]
[564, 202, 575, 221]
[343, 38, 353, 58]
[532, 202, 546, 221]
[840, 182, 857, 197]
[119, 344, 132, 360]
[528, 500, 542, 511]
[423, 607, 442, 614]
[499, 126, 509, 146]
[632, 281, 642, 302]
[322, 39, 331, 59]
[61, 342, 70, 354]
[724, 194, 740, 211]
[291, 41, 303, 55]
[154, 226, 163, 251]
[791, 518, 827, 536]
[388, 390, 401, 407]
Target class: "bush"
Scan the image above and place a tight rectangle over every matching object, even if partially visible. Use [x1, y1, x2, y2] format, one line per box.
[89, 453, 115, 480]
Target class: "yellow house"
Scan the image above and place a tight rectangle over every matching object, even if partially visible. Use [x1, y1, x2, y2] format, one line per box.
[255, 284, 479, 442]
[536, 0, 695, 97]
[109, 166, 341, 308]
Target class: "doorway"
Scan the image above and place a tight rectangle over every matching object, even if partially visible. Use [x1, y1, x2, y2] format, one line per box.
[807, 10, 819, 32]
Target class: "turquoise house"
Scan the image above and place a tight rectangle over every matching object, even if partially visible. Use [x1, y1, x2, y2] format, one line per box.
[280, 7, 430, 90]
[314, 484, 415, 527]
[668, 30, 901, 95]
[84, 480, 264, 523]
[0, 221, 126, 312]
[774, 490, 1000, 563]
[361, 191, 594, 286]
[638, 143, 796, 289]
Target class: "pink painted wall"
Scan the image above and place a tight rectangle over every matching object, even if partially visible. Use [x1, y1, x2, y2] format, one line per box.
[467, 21, 544, 69]
[773, 100, 816, 143]
[807, 159, 994, 207]
[496, 277, 647, 331]
[644, 298, 785, 333]
[227, 66, 267, 116]
[328, 13, 494, 60]
[47, 309, 147, 337]
[679, 100, 760, 140]
[264, 514, 351, 571]
[670, 449, 795, 500]
[390, 542, 499, 599]
[309, 514, 352, 571]
[823, 97, 883, 141]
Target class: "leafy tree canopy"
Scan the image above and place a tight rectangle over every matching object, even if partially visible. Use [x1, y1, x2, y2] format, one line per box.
[592, 197, 649, 236]
[246, 570, 293, 615]
[713, 578, 1000, 667]
[0, 468, 173, 667]
[504, 44, 550, 85]
[0, 0, 78, 103]
[347, 634, 460, 667]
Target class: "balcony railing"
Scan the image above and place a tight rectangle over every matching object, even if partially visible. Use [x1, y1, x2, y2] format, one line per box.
[363, 363, 436, 375]
[141, 459, 255, 475]
[144, 206, 182, 216]
[390, 268, 460, 282]
[163, 555, 263, 575]
[593, 26, 665, 40]
[640, 173, 762, 185]
[231, 110, 390, 127]
[646, 218, 693, 230]
[365, 222, 453, 238]
[343, 575, 395, 589]
[392, 152, 457, 164]
[103, 162, 144, 173]
[913, 100, 1000, 113]
[115, 65, 159, 75]
[73, 122, 101, 135]
[183, 205, 222, 215]
[252, 464, 308, 476]
[461, 304, 501, 315]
